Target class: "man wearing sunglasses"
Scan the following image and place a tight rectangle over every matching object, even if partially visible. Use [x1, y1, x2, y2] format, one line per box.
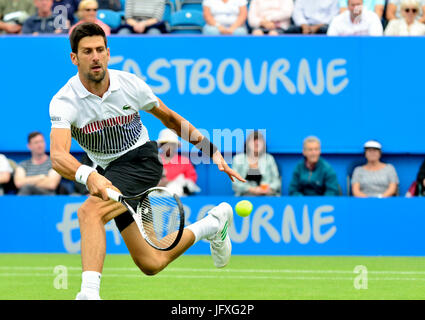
[386, 0, 425, 23]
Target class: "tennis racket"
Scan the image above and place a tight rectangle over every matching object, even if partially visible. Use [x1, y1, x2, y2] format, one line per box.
[106, 187, 185, 251]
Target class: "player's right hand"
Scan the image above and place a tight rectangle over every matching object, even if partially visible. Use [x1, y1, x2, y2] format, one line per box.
[86, 172, 114, 201]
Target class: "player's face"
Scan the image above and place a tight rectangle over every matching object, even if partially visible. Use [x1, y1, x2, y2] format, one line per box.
[303, 141, 321, 164]
[72, 36, 110, 83]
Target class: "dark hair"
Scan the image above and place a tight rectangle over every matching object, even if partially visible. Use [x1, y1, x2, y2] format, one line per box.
[28, 131, 43, 143]
[70, 22, 107, 54]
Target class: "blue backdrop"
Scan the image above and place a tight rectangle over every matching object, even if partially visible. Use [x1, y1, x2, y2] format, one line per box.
[1, 196, 425, 256]
[0, 36, 425, 154]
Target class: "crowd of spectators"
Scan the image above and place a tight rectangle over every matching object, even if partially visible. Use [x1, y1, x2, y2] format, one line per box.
[0, 0, 422, 197]
[1, 0, 425, 36]
[1, 130, 420, 198]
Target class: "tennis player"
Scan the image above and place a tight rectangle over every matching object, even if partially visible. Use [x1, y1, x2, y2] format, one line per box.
[49, 22, 246, 300]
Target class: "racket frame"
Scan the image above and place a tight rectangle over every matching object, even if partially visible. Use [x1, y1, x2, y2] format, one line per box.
[107, 187, 185, 251]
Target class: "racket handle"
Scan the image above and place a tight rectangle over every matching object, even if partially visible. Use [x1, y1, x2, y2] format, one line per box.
[106, 188, 122, 202]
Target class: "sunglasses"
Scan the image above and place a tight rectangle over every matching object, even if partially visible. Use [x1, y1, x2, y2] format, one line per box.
[404, 8, 418, 13]
[84, 8, 98, 12]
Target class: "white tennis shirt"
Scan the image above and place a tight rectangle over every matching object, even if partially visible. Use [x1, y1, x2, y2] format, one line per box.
[49, 69, 159, 169]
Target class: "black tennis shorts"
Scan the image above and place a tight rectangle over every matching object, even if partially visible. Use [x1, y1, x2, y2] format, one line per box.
[100, 140, 163, 232]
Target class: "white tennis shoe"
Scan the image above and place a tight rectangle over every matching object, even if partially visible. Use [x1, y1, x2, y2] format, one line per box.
[207, 202, 233, 268]
[75, 291, 101, 300]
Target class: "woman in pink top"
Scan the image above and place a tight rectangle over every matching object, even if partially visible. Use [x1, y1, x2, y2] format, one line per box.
[69, 0, 111, 36]
[248, 0, 294, 35]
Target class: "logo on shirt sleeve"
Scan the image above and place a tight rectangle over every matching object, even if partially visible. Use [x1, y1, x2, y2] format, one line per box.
[51, 116, 62, 122]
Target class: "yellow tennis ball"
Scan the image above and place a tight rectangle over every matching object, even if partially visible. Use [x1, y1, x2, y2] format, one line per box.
[235, 200, 253, 217]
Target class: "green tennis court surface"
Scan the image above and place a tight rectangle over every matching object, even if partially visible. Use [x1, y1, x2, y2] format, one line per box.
[1, 254, 424, 300]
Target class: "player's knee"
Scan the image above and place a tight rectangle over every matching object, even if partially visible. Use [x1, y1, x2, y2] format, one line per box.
[133, 256, 166, 276]
[77, 201, 101, 223]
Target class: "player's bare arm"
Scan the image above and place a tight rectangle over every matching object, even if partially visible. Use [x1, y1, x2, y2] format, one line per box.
[50, 127, 114, 200]
[147, 98, 246, 183]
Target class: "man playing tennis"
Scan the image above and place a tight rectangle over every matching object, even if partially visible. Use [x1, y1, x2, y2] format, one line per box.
[49, 22, 245, 300]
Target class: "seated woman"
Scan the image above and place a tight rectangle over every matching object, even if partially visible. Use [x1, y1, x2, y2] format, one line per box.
[203, 0, 248, 35]
[119, 0, 166, 34]
[231, 130, 281, 196]
[384, 0, 425, 36]
[156, 129, 200, 197]
[248, 0, 294, 36]
[351, 140, 399, 198]
[69, 0, 111, 35]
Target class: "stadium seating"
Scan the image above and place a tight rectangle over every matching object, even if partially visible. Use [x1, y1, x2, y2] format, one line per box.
[169, 9, 205, 34]
[120, 0, 126, 11]
[97, 9, 124, 30]
[177, 0, 203, 11]
[163, 0, 176, 25]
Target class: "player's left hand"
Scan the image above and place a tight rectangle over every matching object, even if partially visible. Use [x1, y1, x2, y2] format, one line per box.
[212, 151, 246, 183]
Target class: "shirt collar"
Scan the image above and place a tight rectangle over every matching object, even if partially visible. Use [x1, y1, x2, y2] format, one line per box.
[72, 69, 119, 99]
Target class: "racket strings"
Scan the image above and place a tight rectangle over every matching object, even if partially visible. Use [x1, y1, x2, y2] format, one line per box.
[137, 190, 181, 249]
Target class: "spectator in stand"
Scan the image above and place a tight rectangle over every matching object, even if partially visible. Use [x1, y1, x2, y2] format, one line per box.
[0, 0, 35, 34]
[202, 0, 248, 35]
[156, 129, 200, 197]
[351, 140, 399, 198]
[98, 0, 122, 11]
[14, 131, 62, 195]
[22, 0, 68, 34]
[232, 130, 281, 196]
[289, 136, 340, 196]
[53, 0, 80, 26]
[118, 0, 167, 34]
[386, 0, 425, 23]
[0, 154, 13, 196]
[327, 0, 383, 35]
[385, 0, 425, 35]
[287, 0, 339, 34]
[248, 0, 294, 36]
[69, 0, 111, 35]
[339, 0, 385, 19]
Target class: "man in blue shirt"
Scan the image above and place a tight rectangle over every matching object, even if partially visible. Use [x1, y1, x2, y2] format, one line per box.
[22, 0, 68, 34]
[53, 0, 80, 25]
[289, 136, 340, 196]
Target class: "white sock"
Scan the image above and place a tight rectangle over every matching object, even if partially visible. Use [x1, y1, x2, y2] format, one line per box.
[80, 271, 101, 296]
[186, 214, 219, 243]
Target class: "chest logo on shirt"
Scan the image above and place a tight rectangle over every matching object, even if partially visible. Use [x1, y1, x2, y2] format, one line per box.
[122, 105, 131, 110]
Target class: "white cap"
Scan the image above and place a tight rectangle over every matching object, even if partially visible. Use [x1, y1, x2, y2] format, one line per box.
[364, 140, 382, 150]
[157, 128, 179, 144]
